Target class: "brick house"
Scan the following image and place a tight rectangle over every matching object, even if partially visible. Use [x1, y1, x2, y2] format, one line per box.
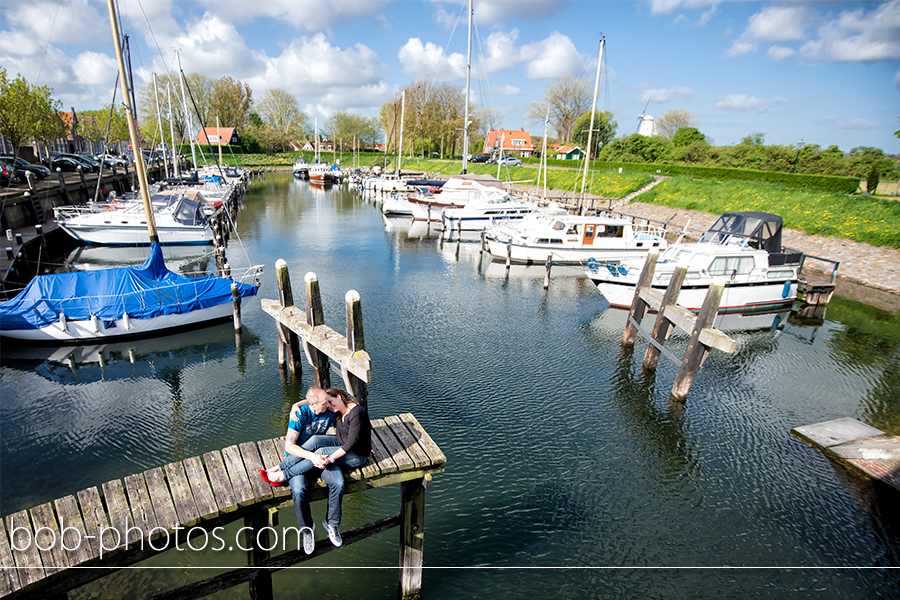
[196, 127, 238, 146]
[482, 128, 534, 157]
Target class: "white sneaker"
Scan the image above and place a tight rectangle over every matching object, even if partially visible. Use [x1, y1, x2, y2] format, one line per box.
[300, 525, 315, 555]
[322, 520, 342, 547]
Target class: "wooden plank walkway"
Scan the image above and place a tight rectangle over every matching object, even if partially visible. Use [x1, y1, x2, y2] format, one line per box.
[791, 417, 900, 492]
[0, 413, 445, 599]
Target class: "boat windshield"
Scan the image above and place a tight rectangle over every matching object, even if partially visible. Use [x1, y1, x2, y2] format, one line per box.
[699, 212, 784, 252]
[551, 220, 566, 231]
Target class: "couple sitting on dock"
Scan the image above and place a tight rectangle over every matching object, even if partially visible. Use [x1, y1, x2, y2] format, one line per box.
[258, 386, 372, 555]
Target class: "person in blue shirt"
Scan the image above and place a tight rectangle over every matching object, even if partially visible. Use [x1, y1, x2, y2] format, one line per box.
[258, 386, 336, 554]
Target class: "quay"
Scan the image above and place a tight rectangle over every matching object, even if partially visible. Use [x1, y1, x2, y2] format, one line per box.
[792, 418, 900, 493]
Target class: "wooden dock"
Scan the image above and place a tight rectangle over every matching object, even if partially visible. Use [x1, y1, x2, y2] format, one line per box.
[0, 413, 446, 600]
[791, 417, 900, 492]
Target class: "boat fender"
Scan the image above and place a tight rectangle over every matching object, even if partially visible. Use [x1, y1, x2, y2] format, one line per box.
[618, 264, 628, 276]
[782, 280, 791, 298]
[586, 258, 599, 271]
[606, 263, 618, 277]
[58, 313, 68, 332]
[123, 312, 131, 331]
[91, 314, 102, 333]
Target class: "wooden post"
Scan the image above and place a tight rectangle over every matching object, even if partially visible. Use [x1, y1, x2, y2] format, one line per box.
[275, 259, 302, 374]
[305, 272, 331, 389]
[231, 283, 242, 332]
[399, 478, 426, 599]
[55, 169, 71, 205]
[244, 508, 276, 600]
[344, 290, 368, 408]
[642, 261, 687, 370]
[505, 239, 512, 271]
[543, 254, 552, 290]
[479, 228, 485, 255]
[622, 249, 659, 347]
[670, 278, 726, 401]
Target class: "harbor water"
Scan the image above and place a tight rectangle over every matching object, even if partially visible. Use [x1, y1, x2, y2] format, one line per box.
[1, 172, 898, 598]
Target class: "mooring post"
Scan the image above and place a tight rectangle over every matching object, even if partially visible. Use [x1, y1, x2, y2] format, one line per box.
[344, 290, 368, 408]
[543, 254, 552, 290]
[244, 508, 276, 600]
[231, 283, 242, 332]
[622, 249, 659, 347]
[670, 278, 726, 401]
[399, 477, 426, 600]
[479, 228, 486, 255]
[505, 239, 512, 271]
[305, 272, 331, 389]
[275, 259, 302, 374]
[642, 261, 688, 370]
[55, 168, 71, 205]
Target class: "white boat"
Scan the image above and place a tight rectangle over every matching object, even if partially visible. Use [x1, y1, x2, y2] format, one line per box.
[54, 192, 216, 246]
[485, 212, 667, 265]
[309, 163, 334, 185]
[0, 0, 262, 344]
[408, 174, 509, 222]
[440, 196, 568, 231]
[586, 211, 803, 314]
[381, 193, 415, 216]
[293, 159, 309, 179]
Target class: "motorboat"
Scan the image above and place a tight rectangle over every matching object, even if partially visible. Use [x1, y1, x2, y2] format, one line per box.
[585, 211, 803, 313]
[309, 163, 334, 186]
[408, 174, 510, 222]
[293, 159, 309, 180]
[54, 192, 217, 246]
[440, 196, 568, 231]
[485, 212, 667, 265]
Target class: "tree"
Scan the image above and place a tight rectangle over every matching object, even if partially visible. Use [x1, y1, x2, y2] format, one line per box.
[741, 132, 766, 146]
[256, 88, 308, 152]
[209, 76, 253, 132]
[138, 72, 214, 148]
[867, 163, 880, 194]
[525, 74, 591, 142]
[571, 110, 617, 157]
[671, 127, 706, 147]
[656, 109, 697, 139]
[327, 111, 381, 154]
[0, 67, 64, 157]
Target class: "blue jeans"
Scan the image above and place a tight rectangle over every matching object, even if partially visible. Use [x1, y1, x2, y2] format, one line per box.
[282, 435, 367, 527]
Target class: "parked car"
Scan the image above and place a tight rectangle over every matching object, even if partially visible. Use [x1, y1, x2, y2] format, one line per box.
[0, 156, 51, 181]
[95, 154, 128, 167]
[469, 154, 491, 163]
[50, 156, 88, 172]
[0, 163, 11, 186]
[53, 153, 98, 172]
[496, 156, 522, 166]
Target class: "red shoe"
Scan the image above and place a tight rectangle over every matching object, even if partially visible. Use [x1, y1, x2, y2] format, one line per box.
[258, 469, 286, 487]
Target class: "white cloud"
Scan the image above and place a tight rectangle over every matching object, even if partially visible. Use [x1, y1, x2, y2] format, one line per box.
[524, 32, 581, 78]
[715, 93, 787, 113]
[767, 45, 796, 61]
[648, 0, 721, 15]
[5, 0, 106, 45]
[817, 116, 880, 130]
[725, 41, 756, 57]
[398, 38, 466, 80]
[483, 30, 522, 73]
[746, 6, 808, 42]
[492, 83, 522, 96]
[637, 85, 694, 103]
[162, 12, 265, 79]
[800, 0, 900, 62]
[195, 0, 389, 32]
[72, 52, 117, 87]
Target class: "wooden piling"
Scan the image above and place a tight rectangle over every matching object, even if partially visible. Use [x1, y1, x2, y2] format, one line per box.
[505, 239, 512, 271]
[543, 255, 552, 290]
[642, 262, 687, 370]
[275, 260, 302, 374]
[344, 290, 368, 407]
[244, 509, 275, 600]
[231, 283, 242, 332]
[399, 478, 426, 599]
[305, 272, 331, 389]
[670, 278, 726, 401]
[622, 249, 658, 346]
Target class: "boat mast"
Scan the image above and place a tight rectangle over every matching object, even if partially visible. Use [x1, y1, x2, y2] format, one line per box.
[462, 0, 472, 174]
[580, 37, 605, 205]
[176, 51, 197, 168]
[106, 0, 158, 244]
[541, 107, 550, 200]
[167, 83, 179, 177]
[398, 90, 405, 174]
[152, 73, 169, 178]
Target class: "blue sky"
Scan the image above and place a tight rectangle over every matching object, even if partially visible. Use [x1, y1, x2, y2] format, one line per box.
[2, 0, 898, 153]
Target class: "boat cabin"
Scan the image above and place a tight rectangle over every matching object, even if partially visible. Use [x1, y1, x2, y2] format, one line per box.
[698, 211, 802, 266]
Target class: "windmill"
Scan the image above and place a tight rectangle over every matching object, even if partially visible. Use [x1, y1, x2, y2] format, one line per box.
[636, 99, 657, 136]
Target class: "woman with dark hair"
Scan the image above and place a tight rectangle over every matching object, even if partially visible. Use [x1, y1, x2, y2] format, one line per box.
[261, 387, 372, 547]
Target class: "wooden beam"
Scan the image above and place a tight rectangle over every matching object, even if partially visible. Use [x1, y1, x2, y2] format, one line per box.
[643, 262, 687, 370]
[399, 478, 425, 599]
[622, 249, 658, 346]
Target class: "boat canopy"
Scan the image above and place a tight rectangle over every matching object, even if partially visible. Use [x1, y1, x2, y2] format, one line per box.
[0, 244, 258, 333]
[699, 211, 784, 253]
[172, 198, 209, 226]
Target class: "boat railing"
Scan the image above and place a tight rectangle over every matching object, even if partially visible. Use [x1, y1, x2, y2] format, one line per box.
[632, 221, 667, 239]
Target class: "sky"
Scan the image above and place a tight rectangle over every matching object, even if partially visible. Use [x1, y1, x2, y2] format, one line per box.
[1, 0, 898, 153]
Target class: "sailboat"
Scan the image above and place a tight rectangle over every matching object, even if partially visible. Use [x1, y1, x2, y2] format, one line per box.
[0, 0, 262, 343]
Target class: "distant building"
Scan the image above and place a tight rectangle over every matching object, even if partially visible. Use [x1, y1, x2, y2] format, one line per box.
[555, 146, 584, 160]
[300, 139, 335, 152]
[483, 128, 534, 157]
[196, 127, 238, 146]
[636, 115, 657, 137]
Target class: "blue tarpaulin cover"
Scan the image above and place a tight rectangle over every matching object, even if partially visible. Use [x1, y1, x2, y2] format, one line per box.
[0, 244, 258, 332]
